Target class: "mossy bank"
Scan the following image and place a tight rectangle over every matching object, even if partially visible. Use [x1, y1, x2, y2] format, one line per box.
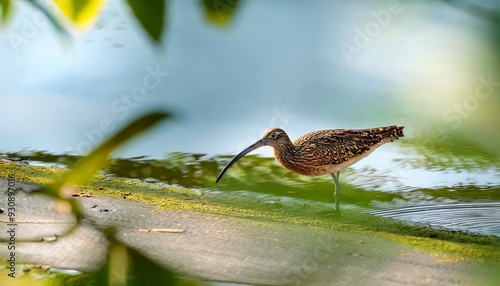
[1, 162, 500, 265]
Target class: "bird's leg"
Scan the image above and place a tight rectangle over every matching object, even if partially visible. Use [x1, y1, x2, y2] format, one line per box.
[330, 172, 341, 216]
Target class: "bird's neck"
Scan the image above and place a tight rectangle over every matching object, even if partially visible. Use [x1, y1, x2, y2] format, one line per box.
[272, 139, 299, 172]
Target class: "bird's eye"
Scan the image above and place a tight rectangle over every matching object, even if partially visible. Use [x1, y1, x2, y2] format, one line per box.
[270, 132, 277, 139]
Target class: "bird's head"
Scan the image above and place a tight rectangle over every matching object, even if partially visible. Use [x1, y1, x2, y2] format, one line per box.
[260, 127, 289, 147]
[215, 127, 289, 183]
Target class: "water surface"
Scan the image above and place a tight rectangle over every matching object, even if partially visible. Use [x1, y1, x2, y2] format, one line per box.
[3, 149, 499, 236]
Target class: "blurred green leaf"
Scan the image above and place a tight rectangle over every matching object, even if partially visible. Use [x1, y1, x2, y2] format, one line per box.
[125, 0, 165, 43]
[99, 228, 179, 286]
[47, 228, 211, 285]
[25, 0, 70, 39]
[42, 111, 170, 232]
[54, 0, 106, 29]
[0, 0, 11, 24]
[111, 241, 178, 285]
[54, 111, 170, 190]
[201, 0, 242, 26]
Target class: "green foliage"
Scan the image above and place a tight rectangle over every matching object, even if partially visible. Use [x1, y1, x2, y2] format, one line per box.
[4, 0, 166, 44]
[47, 235, 183, 285]
[42, 111, 169, 233]
[25, 0, 70, 39]
[2, 0, 243, 44]
[0, 0, 10, 23]
[201, 0, 242, 26]
[54, 112, 169, 188]
[53, 0, 106, 28]
[0, 110, 215, 285]
[106, 232, 179, 286]
[125, 0, 165, 43]
[36, 111, 180, 285]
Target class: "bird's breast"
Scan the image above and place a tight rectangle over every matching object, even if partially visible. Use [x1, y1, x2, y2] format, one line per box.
[273, 148, 331, 176]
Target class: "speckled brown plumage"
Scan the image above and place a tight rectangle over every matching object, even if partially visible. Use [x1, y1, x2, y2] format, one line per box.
[216, 125, 404, 215]
[265, 126, 404, 176]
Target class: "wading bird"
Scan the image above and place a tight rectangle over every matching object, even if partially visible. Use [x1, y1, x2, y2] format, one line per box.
[216, 126, 404, 215]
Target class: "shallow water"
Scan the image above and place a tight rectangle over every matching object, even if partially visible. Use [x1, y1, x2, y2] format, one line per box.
[3, 150, 499, 237]
[369, 202, 500, 236]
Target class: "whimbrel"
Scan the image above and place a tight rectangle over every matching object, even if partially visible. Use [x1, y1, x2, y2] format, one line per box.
[216, 126, 404, 215]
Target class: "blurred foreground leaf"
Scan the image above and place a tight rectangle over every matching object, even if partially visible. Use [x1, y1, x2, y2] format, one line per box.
[25, 0, 70, 39]
[0, 0, 10, 24]
[54, 111, 169, 189]
[49, 234, 178, 285]
[107, 235, 178, 285]
[54, 0, 107, 29]
[125, 0, 165, 42]
[43, 111, 170, 230]
[201, 0, 242, 26]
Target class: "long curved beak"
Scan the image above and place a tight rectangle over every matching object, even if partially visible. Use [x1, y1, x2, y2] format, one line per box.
[216, 138, 268, 183]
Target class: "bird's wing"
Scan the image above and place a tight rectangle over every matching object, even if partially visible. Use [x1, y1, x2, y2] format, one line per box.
[293, 126, 403, 165]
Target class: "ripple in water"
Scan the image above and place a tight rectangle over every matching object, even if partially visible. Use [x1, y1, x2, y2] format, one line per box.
[369, 202, 500, 237]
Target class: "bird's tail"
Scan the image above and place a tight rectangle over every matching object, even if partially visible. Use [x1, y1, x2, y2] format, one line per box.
[386, 125, 404, 142]
[395, 125, 404, 138]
